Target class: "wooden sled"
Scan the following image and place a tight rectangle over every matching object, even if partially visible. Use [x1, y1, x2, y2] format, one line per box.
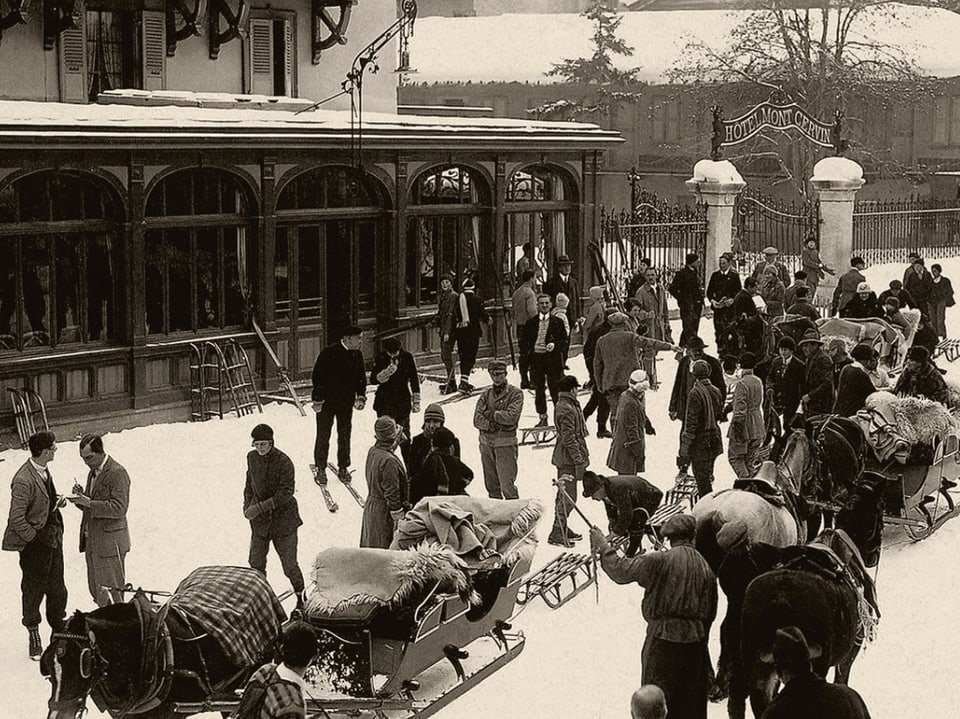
[643, 476, 699, 550]
[516, 552, 597, 610]
[519, 425, 557, 448]
[934, 338, 960, 363]
[6, 387, 49, 450]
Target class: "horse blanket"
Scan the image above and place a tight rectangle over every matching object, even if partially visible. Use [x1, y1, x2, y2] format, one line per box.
[166, 566, 285, 667]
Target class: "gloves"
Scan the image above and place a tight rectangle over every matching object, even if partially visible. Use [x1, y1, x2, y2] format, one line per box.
[259, 497, 276, 513]
[390, 509, 405, 523]
[243, 503, 262, 520]
[411, 394, 421, 414]
[589, 526, 607, 555]
[644, 418, 656, 436]
[376, 362, 398, 383]
[677, 455, 690, 469]
[354, 396, 366, 411]
[668, 410, 678, 421]
[311, 400, 324, 413]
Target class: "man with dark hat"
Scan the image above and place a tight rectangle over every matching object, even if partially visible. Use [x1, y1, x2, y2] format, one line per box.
[520, 293, 567, 426]
[590, 513, 717, 719]
[434, 273, 459, 394]
[312, 325, 367, 483]
[766, 337, 804, 429]
[244, 424, 306, 607]
[583, 470, 662, 558]
[408, 403, 461, 485]
[761, 626, 872, 719]
[549, 375, 589, 547]
[370, 337, 420, 459]
[543, 254, 581, 329]
[473, 359, 524, 499]
[361, 417, 409, 549]
[798, 329, 835, 418]
[834, 344, 879, 417]
[669, 335, 724, 436]
[678, 359, 724, 497]
[904, 256, 933, 312]
[668, 253, 705, 347]
[454, 278, 490, 392]
[801, 235, 835, 301]
[894, 345, 950, 406]
[783, 270, 807, 311]
[831, 257, 866, 317]
[727, 352, 765, 479]
[706, 252, 742, 358]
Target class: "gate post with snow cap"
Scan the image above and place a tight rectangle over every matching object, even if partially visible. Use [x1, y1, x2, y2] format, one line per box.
[685, 159, 746, 270]
[811, 157, 865, 308]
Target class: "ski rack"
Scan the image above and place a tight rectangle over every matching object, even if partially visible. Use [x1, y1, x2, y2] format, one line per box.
[6, 387, 49, 449]
[188, 340, 263, 420]
[515, 552, 597, 610]
[519, 425, 557, 448]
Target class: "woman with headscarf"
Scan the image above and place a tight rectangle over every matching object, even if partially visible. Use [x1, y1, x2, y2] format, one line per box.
[360, 417, 410, 549]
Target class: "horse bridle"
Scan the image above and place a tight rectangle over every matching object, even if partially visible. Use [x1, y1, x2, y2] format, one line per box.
[47, 631, 108, 716]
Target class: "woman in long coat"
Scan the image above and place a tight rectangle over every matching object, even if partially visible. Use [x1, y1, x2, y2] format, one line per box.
[608, 371, 650, 474]
[361, 417, 410, 549]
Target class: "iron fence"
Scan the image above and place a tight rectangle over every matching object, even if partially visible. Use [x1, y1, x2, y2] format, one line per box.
[853, 196, 960, 266]
[735, 188, 820, 276]
[598, 187, 707, 302]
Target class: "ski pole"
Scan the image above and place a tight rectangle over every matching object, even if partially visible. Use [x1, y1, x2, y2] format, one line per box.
[551, 476, 599, 530]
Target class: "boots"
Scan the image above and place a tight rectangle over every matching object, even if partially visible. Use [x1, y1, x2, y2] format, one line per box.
[28, 626, 42, 660]
[597, 424, 612, 439]
[459, 378, 475, 392]
[536, 414, 548, 427]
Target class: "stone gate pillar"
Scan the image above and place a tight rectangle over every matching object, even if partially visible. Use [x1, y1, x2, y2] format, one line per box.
[685, 159, 746, 271]
[811, 157, 865, 308]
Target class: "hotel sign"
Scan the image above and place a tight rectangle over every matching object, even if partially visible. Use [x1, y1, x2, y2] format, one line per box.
[710, 99, 845, 159]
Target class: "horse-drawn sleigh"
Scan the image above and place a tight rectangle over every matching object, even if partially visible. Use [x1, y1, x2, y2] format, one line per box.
[41, 497, 543, 719]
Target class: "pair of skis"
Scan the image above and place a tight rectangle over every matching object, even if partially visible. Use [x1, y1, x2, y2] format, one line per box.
[309, 464, 366, 513]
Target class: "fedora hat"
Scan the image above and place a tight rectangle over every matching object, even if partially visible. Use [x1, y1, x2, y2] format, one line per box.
[797, 329, 823, 346]
[556, 254, 573, 265]
[760, 626, 823, 665]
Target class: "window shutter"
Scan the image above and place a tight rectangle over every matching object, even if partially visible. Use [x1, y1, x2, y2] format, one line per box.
[58, 26, 88, 103]
[249, 18, 273, 95]
[283, 18, 295, 97]
[141, 10, 166, 91]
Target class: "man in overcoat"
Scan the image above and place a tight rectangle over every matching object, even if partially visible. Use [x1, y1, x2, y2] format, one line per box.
[590, 514, 717, 719]
[543, 254, 582, 329]
[361, 417, 409, 549]
[831, 257, 867, 317]
[67, 434, 131, 606]
[608, 369, 652, 476]
[243, 424, 306, 605]
[706, 252, 742, 358]
[727, 352, 765, 479]
[312, 325, 367, 482]
[677, 360, 724, 498]
[636, 268, 673, 386]
[668, 253, 705, 347]
[669, 335, 725, 467]
[834, 344, 879, 417]
[583, 471, 663, 558]
[798, 330, 835, 418]
[454, 278, 490, 392]
[370, 337, 421, 458]
[520, 293, 567, 425]
[473, 360, 524, 500]
[549, 375, 589, 547]
[2, 430, 67, 659]
[766, 337, 804, 430]
[434, 273, 459, 394]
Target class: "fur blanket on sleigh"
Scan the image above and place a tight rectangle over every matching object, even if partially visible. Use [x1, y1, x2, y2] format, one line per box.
[863, 391, 957, 446]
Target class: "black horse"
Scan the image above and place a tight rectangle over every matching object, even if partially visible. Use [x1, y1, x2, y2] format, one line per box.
[739, 471, 886, 719]
[41, 566, 284, 719]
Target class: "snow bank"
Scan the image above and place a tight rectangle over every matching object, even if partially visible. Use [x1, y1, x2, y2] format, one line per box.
[691, 158, 744, 185]
[813, 156, 865, 184]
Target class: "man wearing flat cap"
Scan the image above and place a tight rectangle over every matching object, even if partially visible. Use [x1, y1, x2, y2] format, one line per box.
[798, 330, 835, 418]
[583, 471, 662, 557]
[361, 416, 410, 549]
[473, 359, 524, 499]
[244, 424, 306, 607]
[752, 246, 790, 287]
[591, 513, 717, 719]
[761, 626, 871, 719]
[679, 359, 725, 497]
[549, 375, 589, 547]
[668, 253, 705, 347]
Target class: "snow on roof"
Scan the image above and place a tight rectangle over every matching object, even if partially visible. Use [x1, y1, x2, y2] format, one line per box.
[0, 93, 621, 146]
[408, 5, 957, 84]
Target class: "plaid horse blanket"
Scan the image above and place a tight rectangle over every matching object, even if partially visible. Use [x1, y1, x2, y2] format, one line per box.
[167, 566, 286, 667]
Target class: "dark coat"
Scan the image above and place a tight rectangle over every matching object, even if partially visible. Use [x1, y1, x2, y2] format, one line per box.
[669, 353, 725, 420]
[668, 265, 704, 314]
[583, 319, 611, 368]
[607, 388, 647, 474]
[839, 293, 882, 319]
[904, 266, 933, 307]
[454, 291, 490, 340]
[361, 443, 409, 549]
[913, 323, 940, 354]
[833, 364, 876, 417]
[408, 431, 461, 482]
[434, 287, 459, 336]
[519, 313, 567, 375]
[679, 380, 724, 461]
[878, 287, 916, 310]
[543, 272, 582, 321]
[894, 360, 950, 405]
[832, 268, 866, 315]
[801, 347, 835, 415]
[244, 447, 302, 539]
[786, 300, 820, 321]
[311, 342, 366, 406]
[370, 349, 420, 417]
[930, 275, 955, 305]
[732, 288, 759, 319]
[78, 456, 131, 556]
[766, 354, 804, 417]
[410, 452, 473, 505]
[599, 474, 664, 536]
[760, 672, 872, 719]
[552, 391, 589, 469]
[706, 269, 742, 306]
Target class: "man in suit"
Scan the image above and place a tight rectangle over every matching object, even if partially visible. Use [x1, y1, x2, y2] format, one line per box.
[668, 253, 705, 347]
[2, 431, 67, 659]
[543, 254, 582, 330]
[766, 337, 805, 430]
[370, 337, 421, 459]
[66, 434, 131, 607]
[520, 293, 567, 426]
[798, 329, 835, 419]
[706, 252, 742, 359]
[831, 257, 867, 317]
[454, 278, 490, 392]
[312, 325, 367, 482]
[727, 352, 765, 479]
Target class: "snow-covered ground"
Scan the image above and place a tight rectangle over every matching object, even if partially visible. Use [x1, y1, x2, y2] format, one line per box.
[2, 258, 959, 718]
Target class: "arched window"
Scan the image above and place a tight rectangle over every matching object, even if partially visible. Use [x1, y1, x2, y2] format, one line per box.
[144, 169, 252, 335]
[406, 165, 489, 307]
[0, 171, 123, 352]
[505, 165, 577, 292]
[275, 166, 388, 346]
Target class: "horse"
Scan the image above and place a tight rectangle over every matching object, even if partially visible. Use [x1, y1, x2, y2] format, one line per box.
[740, 471, 887, 719]
[41, 566, 285, 719]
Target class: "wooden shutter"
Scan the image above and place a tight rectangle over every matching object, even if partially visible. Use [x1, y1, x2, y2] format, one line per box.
[249, 18, 273, 95]
[141, 10, 166, 91]
[283, 18, 295, 97]
[58, 26, 88, 103]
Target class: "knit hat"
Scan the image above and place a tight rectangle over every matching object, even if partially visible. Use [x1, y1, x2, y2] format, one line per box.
[608, 312, 628, 327]
[661, 513, 696, 540]
[629, 369, 648, 386]
[461, 278, 475, 291]
[555, 292, 570, 309]
[761, 626, 822, 666]
[432, 426, 455, 450]
[778, 336, 796, 351]
[557, 375, 579, 392]
[908, 345, 930, 363]
[423, 403, 445, 424]
[692, 359, 711, 378]
[798, 329, 823, 346]
[374, 416, 398, 442]
[251, 424, 274, 442]
[856, 281, 872, 294]
[582, 470, 602, 498]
